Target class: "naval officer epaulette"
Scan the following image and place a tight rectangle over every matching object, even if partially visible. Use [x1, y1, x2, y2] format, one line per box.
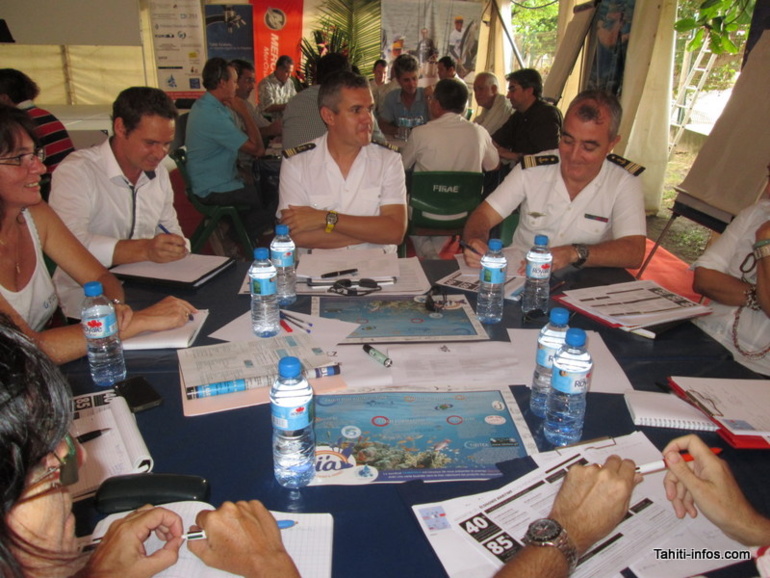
[521, 154, 559, 169]
[372, 140, 400, 153]
[607, 153, 645, 176]
[282, 143, 316, 159]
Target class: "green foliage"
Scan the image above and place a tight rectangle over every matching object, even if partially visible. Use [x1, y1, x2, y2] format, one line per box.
[298, 0, 381, 86]
[510, 0, 560, 71]
[675, 0, 755, 54]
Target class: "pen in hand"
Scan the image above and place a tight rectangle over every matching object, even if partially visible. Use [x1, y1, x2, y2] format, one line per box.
[458, 240, 483, 257]
[635, 447, 723, 475]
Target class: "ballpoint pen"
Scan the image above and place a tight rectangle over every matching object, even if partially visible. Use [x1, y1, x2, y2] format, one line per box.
[320, 268, 358, 278]
[76, 429, 111, 444]
[157, 223, 171, 234]
[635, 447, 723, 475]
[458, 240, 483, 256]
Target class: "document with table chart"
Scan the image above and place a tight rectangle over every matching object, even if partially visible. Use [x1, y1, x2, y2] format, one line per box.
[412, 432, 746, 578]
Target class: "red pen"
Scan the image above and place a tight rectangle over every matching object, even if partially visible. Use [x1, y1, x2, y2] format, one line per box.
[280, 319, 293, 333]
[635, 447, 723, 475]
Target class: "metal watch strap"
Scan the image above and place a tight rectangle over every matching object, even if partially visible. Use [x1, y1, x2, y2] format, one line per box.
[572, 243, 589, 268]
[754, 243, 770, 261]
[523, 518, 578, 574]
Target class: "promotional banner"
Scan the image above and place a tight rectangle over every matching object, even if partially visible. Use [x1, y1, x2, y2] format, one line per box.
[204, 4, 255, 64]
[149, 0, 206, 100]
[588, 0, 636, 95]
[381, 0, 483, 86]
[251, 0, 304, 85]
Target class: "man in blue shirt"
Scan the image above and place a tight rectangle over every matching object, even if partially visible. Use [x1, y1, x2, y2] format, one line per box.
[378, 54, 429, 137]
[186, 57, 273, 236]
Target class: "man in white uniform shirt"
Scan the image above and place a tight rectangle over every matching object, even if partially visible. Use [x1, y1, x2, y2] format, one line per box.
[462, 90, 646, 272]
[278, 71, 406, 253]
[50, 87, 189, 317]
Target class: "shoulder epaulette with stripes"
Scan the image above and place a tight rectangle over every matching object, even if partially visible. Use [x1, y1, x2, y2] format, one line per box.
[607, 153, 645, 176]
[282, 143, 316, 159]
[521, 154, 559, 169]
[372, 140, 400, 153]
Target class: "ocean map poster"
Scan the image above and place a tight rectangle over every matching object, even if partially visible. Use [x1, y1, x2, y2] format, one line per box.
[310, 296, 488, 343]
[310, 389, 537, 485]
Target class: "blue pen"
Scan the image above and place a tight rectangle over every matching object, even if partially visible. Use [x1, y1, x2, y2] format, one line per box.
[158, 223, 171, 234]
[186, 365, 341, 399]
[277, 520, 297, 530]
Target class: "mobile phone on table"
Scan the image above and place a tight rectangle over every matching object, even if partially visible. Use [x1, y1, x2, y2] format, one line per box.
[113, 376, 163, 412]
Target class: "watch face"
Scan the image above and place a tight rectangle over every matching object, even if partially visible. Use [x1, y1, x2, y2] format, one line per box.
[529, 518, 562, 542]
[326, 212, 338, 225]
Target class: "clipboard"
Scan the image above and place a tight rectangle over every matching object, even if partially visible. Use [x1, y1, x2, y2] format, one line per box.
[667, 377, 770, 449]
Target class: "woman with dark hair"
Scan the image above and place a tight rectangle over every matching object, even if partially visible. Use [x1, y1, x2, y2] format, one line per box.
[0, 316, 300, 577]
[0, 104, 195, 364]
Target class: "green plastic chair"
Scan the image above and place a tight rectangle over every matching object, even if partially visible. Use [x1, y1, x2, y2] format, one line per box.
[401, 171, 484, 256]
[169, 148, 254, 255]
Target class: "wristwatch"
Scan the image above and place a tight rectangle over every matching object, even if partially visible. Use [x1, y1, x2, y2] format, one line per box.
[523, 518, 578, 573]
[572, 243, 589, 268]
[325, 210, 338, 233]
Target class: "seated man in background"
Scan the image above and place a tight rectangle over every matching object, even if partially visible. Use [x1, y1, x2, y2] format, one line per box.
[491, 68, 562, 166]
[379, 54, 430, 137]
[0, 68, 75, 200]
[401, 78, 498, 174]
[186, 57, 273, 238]
[463, 90, 646, 272]
[282, 52, 352, 150]
[691, 164, 770, 376]
[257, 54, 296, 120]
[369, 59, 393, 115]
[437, 56, 461, 82]
[473, 71, 513, 136]
[49, 87, 190, 318]
[278, 71, 406, 253]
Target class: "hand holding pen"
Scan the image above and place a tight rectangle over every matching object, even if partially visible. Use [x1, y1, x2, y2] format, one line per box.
[459, 240, 486, 269]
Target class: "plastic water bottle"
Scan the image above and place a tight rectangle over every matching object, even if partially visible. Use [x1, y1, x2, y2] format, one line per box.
[270, 224, 296, 306]
[544, 328, 593, 446]
[249, 247, 280, 338]
[521, 235, 553, 316]
[270, 356, 316, 488]
[476, 238, 507, 324]
[530, 307, 570, 418]
[81, 281, 126, 387]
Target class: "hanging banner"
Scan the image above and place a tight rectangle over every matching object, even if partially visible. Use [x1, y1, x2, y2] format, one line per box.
[205, 4, 254, 64]
[381, 0, 483, 87]
[587, 0, 636, 96]
[149, 0, 206, 100]
[251, 0, 304, 85]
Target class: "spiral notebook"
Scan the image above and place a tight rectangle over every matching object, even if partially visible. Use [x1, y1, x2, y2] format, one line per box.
[624, 390, 717, 431]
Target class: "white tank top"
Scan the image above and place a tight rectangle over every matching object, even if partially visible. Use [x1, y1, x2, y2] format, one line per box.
[0, 209, 59, 331]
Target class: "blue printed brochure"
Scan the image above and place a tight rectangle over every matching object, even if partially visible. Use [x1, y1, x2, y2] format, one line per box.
[310, 389, 536, 485]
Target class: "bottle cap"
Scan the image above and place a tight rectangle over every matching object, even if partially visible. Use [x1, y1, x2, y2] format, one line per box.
[550, 307, 569, 325]
[534, 234, 549, 246]
[275, 224, 289, 236]
[488, 238, 503, 251]
[565, 328, 586, 347]
[278, 356, 302, 378]
[254, 247, 269, 260]
[83, 281, 103, 297]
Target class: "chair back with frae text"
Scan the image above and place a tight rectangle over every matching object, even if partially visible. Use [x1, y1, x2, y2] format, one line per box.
[169, 148, 254, 255]
[408, 171, 484, 232]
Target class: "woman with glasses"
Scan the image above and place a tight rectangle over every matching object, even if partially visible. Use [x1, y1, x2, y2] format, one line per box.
[0, 104, 196, 364]
[0, 317, 300, 577]
[691, 161, 770, 376]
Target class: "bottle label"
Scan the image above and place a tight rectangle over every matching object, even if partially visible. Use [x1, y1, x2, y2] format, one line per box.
[271, 401, 313, 431]
[526, 260, 551, 280]
[271, 249, 294, 268]
[551, 369, 592, 394]
[82, 312, 118, 339]
[251, 275, 277, 296]
[480, 265, 506, 284]
[536, 344, 557, 368]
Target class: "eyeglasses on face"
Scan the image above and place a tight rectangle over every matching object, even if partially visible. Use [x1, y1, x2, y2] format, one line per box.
[25, 433, 79, 496]
[328, 278, 382, 297]
[0, 147, 46, 167]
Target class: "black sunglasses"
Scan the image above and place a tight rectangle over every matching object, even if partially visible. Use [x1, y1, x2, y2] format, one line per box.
[425, 285, 448, 313]
[328, 278, 382, 297]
